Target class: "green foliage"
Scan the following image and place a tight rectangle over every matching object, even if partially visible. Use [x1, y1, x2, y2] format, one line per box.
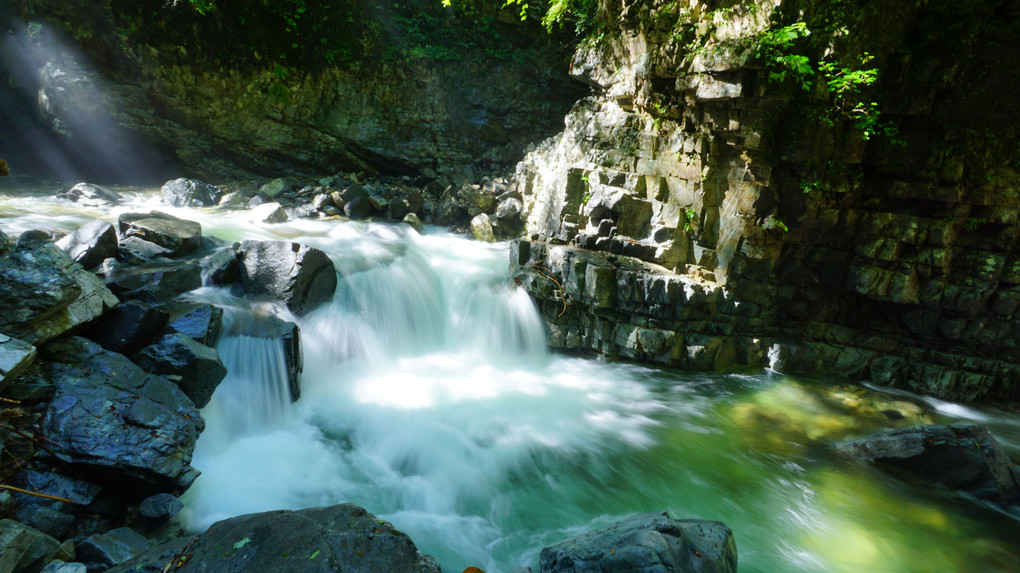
[682, 207, 697, 232]
[962, 217, 986, 232]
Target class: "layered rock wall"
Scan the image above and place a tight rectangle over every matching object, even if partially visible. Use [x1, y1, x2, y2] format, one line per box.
[512, 0, 1020, 401]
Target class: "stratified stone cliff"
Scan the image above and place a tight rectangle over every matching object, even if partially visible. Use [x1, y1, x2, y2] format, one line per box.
[512, 0, 1020, 401]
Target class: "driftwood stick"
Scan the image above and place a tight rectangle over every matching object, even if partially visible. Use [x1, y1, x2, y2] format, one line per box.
[0, 483, 73, 503]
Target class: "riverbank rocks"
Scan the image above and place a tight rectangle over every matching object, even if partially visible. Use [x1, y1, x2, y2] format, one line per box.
[236, 240, 337, 315]
[0, 334, 36, 390]
[57, 183, 122, 207]
[81, 302, 168, 355]
[38, 337, 203, 493]
[118, 212, 202, 258]
[539, 512, 737, 573]
[131, 333, 227, 408]
[840, 424, 1020, 512]
[0, 236, 119, 345]
[248, 202, 288, 224]
[0, 519, 63, 573]
[163, 303, 223, 346]
[107, 504, 441, 573]
[55, 220, 118, 271]
[160, 178, 219, 208]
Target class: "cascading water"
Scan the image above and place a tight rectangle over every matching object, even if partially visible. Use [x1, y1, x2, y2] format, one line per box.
[2, 186, 1019, 573]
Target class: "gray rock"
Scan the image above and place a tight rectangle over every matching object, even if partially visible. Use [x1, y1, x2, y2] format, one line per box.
[118, 212, 203, 257]
[539, 512, 737, 573]
[160, 178, 219, 208]
[200, 247, 239, 286]
[496, 196, 524, 223]
[236, 240, 337, 315]
[41, 561, 87, 573]
[57, 183, 122, 207]
[0, 239, 119, 345]
[248, 202, 289, 224]
[0, 519, 62, 573]
[132, 333, 227, 408]
[403, 212, 424, 233]
[80, 301, 169, 355]
[117, 237, 173, 263]
[39, 337, 204, 492]
[16, 470, 102, 506]
[0, 334, 36, 391]
[13, 505, 76, 540]
[107, 504, 440, 573]
[433, 191, 467, 226]
[164, 303, 223, 346]
[343, 195, 372, 219]
[471, 213, 496, 242]
[55, 220, 118, 270]
[0, 226, 10, 254]
[75, 527, 148, 573]
[841, 424, 1020, 509]
[106, 261, 204, 304]
[138, 494, 183, 521]
[259, 177, 292, 197]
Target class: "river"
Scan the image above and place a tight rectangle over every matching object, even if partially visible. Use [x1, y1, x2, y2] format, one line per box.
[2, 182, 1019, 572]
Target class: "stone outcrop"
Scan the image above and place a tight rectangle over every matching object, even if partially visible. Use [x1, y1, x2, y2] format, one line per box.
[107, 504, 441, 573]
[539, 511, 737, 573]
[0, 519, 63, 573]
[56, 183, 122, 207]
[131, 333, 228, 409]
[55, 220, 118, 271]
[117, 212, 203, 258]
[511, 0, 1020, 401]
[0, 334, 37, 390]
[160, 178, 219, 208]
[236, 240, 337, 315]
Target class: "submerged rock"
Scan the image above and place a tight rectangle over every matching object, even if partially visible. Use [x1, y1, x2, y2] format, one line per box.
[539, 512, 737, 573]
[840, 424, 1020, 511]
[161, 178, 219, 208]
[107, 504, 441, 573]
[39, 337, 204, 493]
[55, 220, 118, 270]
[57, 182, 122, 207]
[236, 240, 337, 315]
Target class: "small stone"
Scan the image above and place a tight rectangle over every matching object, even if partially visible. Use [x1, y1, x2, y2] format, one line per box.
[403, 213, 424, 233]
[471, 214, 496, 242]
[249, 202, 289, 224]
[139, 494, 184, 521]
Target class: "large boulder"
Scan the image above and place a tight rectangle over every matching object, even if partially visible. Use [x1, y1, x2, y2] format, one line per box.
[160, 178, 219, 208]
[80, 301, 169, 355]
[105, 261, 204, 304]
[75, 528, 149, 573]
[55, 220, 118, 270]
[118, 212, 202, 257]
[0, 334, 36, 391]
[0, 519, 62, 573]
[539, 512, 737, 573]
[131, 333, 227, 408]
[39, 337, 204, 493]
[163, 303, 223, 346]
[236, 240, 337, 315]
[0, 238, 119, 345]
[840, 424, 1020, 510]
[107, 504, 440, 573]
[57, 183, 122, 207]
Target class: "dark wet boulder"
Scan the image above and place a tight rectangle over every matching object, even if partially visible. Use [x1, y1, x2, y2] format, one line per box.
[55, 220, 118, 270]
[840, 424, 1020, 510]
[12, 505, 76, 541]
[106, 261, 203, 304]
[0, 226, 10, 253]
[57, 182, 122, 207]
[38, 337, 204, 493]
[107, 504, 440, 573]
[160, 178, 219, 208]
[40, 561, 87, 573]
[200, 248, 239, 286]
[132, 333, 227, 408]
[248, 202, 288, 224]
[80, 301, 168, 355]
[236, 240, 337, 315]
[75, 527, 149, 573]
[0, 519, 62, 573]
[1, 333, 37, 391]
[163, 303, 223, 346]
[117, 237, 173, 263]
[10, 470, 101, 540]
[118, 212, 202, 257]
[0, 238, 119, 345]
[138, 494, 183, 522]
[539, 512, 737, 573]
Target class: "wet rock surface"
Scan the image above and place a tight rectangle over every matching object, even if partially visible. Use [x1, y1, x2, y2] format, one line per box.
[55, 220, 118, 271]
[160, 178, 219, 208]
[117, 213, 202, 258]
[131, 333, 227, 409]
[539, 512, 737, 573]
[56, 183, 122, 207]
[236, 240, 337, 315]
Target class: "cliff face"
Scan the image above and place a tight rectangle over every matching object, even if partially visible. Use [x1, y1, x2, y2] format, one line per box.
[2, 0, 584, 180]
[512, 0, 1020, 401]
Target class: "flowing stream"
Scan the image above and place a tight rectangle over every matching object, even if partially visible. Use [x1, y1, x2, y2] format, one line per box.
[2, 183, 1020, 572]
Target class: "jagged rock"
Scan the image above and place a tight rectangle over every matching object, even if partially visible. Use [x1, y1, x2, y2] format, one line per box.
[0, 334, 36, 391]
[132, 333, 227, 408]
[539, 512, 737, 573]
[39, 337, 204, 492]
[160, 178, 219, 208]
[80, 301, 169, 355]
[164, 303, 223, 346]
[138, 494, 183, 521]
[387, 197, 411, 219]
[40, 562, 87, 573]
[495, 196, 523, 224]
[403, 212, 424, 233]
[118, 212, 202, 257]
[10, 471, 101, 539]
[75, 528, 148, 573]
[248, 202, 288, 224]
[434, 191, 468, 226]
[12, 505, 76, 541]
[236, 240, 337, 315]
[105, 262, 204, 304]
[840, 424, 1020, 510]
[200, 247, 239, 285]
[117, 237, 173, 263]
[471, 213, 496, 242]
[55, 220, 118, 270]
[57, 183, 122, 207]
[0, 519, 62, 573]
[16, 471, 102, 507]
[259, 178, 292, 197]
[107, 504, 440, 573]
[0, 239, 119, 345]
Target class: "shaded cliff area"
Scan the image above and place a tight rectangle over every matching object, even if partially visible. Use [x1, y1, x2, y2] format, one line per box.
[0, 0, 585, 181]
[512, 0, 1020, 401]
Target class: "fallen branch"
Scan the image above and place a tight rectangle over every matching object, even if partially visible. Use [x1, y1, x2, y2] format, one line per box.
[531, 264, 570, 318]
[0, 484, 73, 503]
